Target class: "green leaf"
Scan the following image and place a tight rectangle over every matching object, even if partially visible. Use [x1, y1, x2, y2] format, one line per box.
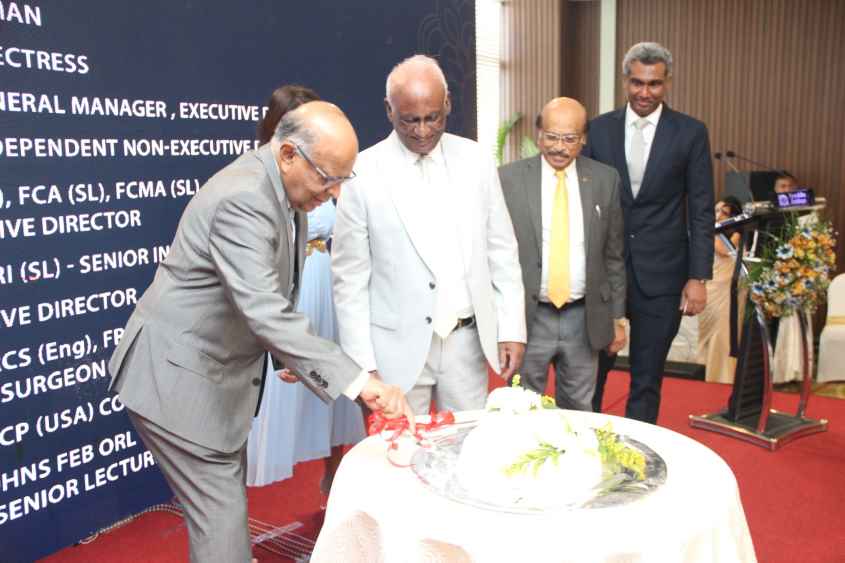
[504, 442, 565, 477]
[495, 113, 523, 166]
[520, 136, 540, 159]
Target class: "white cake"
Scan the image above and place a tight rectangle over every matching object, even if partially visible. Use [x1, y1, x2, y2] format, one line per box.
[455, 387, 603, 507]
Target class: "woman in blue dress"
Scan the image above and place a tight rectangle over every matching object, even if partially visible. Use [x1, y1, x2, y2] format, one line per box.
[246, 85, 365, 493]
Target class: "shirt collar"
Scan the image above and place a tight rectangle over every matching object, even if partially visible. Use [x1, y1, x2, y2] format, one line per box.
[625, 102, 663, 129]
[392, 130, 445, 166]
[272, 152, 294, 215]
[541, 153, 578, 180]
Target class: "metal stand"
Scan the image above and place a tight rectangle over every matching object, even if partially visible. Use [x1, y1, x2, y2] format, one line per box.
[689, 212, 828, 450]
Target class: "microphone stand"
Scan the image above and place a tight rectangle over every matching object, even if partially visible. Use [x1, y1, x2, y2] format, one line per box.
[689, 204, 829, 450]
[724, 150, 787, 175]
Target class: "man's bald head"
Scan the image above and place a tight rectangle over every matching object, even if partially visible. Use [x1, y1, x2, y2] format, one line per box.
[538, 97, 587, 133]
[273, 101, 359, 211]
[274, 100, 358, 166]
[384, 55, 451, 155]
[536, 97, 588, 171]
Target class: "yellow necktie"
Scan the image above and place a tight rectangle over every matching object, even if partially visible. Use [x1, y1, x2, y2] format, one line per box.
[548, 169, 570, 307]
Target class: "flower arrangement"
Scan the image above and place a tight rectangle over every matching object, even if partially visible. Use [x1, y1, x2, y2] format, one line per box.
[745, 215, 837, 318]
[502, 420, 646, 481]
[497, 376, 646, 480]
[485, 374, 555, 413]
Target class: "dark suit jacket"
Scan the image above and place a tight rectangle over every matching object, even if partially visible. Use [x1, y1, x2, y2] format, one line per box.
[499, 155, 626, 351]
[109, 144, 360, 453]
[583, 105, 714, 297]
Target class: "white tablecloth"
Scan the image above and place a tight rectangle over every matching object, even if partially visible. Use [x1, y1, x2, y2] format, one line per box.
[312, 410, 756, 563]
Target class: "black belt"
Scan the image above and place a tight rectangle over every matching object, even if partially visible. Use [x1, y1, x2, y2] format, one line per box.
[537, 297, 585, 311]
[454, 315, 476, 330]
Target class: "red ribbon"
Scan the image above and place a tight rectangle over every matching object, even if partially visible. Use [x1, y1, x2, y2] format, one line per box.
[368, 409, 455, 450]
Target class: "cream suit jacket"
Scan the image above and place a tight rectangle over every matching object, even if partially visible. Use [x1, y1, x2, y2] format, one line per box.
[332, 132, 526, 392]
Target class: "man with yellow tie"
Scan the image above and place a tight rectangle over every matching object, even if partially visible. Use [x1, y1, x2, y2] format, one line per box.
[499, 97, 627, 410]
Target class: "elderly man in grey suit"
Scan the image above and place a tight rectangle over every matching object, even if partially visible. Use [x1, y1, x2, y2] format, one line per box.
[333, 55, 526, 415]
[499, 97, 627, 410]
[108, 101, 414, 563]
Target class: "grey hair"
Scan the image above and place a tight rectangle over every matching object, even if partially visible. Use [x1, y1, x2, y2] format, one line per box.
[622, 42, 673, 77]
[385, 54, 449, 104]
[272, 106, 316, 151]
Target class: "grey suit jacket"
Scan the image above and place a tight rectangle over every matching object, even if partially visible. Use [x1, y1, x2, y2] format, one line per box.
[498, 155, 626, 351]
[108, 144, 360, 453]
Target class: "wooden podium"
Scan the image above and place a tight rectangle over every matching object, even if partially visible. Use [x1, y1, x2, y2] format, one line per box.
[689, 205, 828, 450]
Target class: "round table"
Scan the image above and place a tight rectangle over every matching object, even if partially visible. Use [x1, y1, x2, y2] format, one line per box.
[312, 410, 757, 562]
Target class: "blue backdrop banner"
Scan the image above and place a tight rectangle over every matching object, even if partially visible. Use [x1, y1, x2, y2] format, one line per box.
[0, 1, 475, 560]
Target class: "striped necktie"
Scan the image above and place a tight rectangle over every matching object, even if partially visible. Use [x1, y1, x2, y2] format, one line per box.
[628, 117, 649, 198]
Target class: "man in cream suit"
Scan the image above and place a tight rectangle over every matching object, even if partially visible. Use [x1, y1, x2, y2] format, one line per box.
[332, 55, 526, 414]
[499, 98, 627, 410]
[108, 102, 413, 563]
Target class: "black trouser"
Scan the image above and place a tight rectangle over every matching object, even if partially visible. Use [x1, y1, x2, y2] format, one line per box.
[592, 266, 682, 424]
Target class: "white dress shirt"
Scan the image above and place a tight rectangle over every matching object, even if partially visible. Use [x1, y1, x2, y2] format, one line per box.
[539, 155, 585, 303]
[396, 137, 473, 321]
[624, 102, 663, 196]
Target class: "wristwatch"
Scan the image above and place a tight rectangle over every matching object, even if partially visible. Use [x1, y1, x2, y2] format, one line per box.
[614, 317, 629, 328]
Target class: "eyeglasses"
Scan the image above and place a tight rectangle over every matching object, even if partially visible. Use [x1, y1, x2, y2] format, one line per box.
[398, 111, 447, 129]
[540, 131, 583, 146]
[293, 143, 356, 186]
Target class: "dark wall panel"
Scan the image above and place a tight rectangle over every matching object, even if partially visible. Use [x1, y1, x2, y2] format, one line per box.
[563, 0, 601, 118]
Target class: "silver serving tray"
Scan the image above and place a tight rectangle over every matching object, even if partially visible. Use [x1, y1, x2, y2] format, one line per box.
[410, 423, 667, 514]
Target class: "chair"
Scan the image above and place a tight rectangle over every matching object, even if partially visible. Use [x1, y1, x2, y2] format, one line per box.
[817, 273, 845, 382]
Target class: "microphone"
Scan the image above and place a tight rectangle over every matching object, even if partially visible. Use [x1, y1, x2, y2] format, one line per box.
[741, 201, 774, 215]
[714, 151, 740, 173]
[724, 151, 787, 175]
[715, 212, 755, 233]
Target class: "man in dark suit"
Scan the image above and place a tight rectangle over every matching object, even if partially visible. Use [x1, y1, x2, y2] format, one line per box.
[109, 102, 414, 562]
[499, 97, 627, 411]
[584, 42, 714, 423]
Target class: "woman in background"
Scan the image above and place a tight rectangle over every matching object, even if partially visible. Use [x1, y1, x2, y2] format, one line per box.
[698, 196, 743, 383]
[246, 85, 365, 499]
